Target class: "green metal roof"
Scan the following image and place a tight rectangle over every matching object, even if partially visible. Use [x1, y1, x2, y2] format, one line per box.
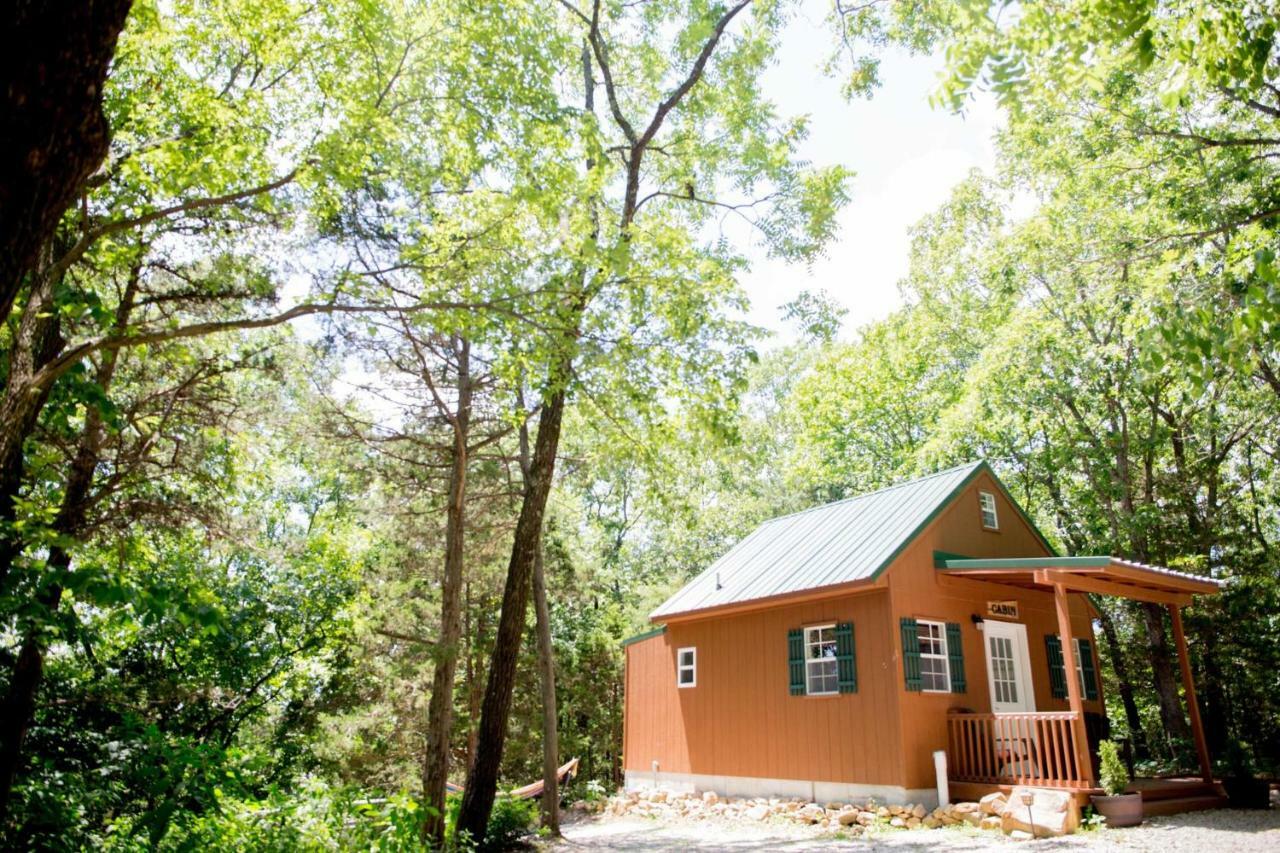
[651, 461, 1011, 620]
[934, 555, 1225, 589]
[621, 625, 666, 647]
[935, 556, 1113, 570]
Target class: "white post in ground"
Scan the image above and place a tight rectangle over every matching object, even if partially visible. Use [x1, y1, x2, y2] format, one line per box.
[934, 750, 950, 807]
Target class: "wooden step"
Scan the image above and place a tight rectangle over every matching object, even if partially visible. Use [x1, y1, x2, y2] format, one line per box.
[1141, 794, 1228, 816]
[1129, 779, 1221, 801]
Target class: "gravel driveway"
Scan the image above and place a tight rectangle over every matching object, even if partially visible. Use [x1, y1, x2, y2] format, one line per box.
[546, 808, 1280, 852]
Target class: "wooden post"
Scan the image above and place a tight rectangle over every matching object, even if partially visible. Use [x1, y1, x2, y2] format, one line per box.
[1053, 581, 1095, 786]
[1169, 604, 1213, 783]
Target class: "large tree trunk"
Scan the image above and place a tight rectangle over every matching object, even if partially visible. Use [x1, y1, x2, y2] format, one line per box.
[0, 0, 134, 326]
[1096, 602, 1147, 757]
[421, 339, 472, 847]
[531, 547, 560, 835]
[1140, 602, 1191, 747]
[455, 387, 566, 843]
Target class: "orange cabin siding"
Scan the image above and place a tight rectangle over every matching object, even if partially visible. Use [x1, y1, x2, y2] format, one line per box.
[625, 588, 904, 787]
[624, 472, 1104, 795]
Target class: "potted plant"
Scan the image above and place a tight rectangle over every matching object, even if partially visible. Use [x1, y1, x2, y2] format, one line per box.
[1222, 741, 1271, 809]
[1091, 740, 1143, 827]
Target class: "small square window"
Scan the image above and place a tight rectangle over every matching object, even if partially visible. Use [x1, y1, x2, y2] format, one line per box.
[677, 647, 696, 687]
[979, 491, 999, 530]
[805, 625, 838, 695]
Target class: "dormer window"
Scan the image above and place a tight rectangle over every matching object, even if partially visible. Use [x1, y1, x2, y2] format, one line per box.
[979, 491, 999, 530]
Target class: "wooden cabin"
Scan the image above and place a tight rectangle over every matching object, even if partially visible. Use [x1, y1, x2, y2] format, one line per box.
[622, 462, 1224, 813]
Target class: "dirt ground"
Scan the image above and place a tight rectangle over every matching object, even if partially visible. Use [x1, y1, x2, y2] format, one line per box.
[544, 807, 1280, 852]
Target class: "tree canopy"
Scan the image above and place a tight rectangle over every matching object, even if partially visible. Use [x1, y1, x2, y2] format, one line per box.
[2, 0, 1279, 849]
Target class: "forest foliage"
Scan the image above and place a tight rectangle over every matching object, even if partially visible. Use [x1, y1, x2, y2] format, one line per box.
[2, 0, 1279, 849]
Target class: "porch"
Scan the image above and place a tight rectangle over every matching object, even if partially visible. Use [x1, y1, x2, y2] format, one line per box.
[934, 554, 1225, 813]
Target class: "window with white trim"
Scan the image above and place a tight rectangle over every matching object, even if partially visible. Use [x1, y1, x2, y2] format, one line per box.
[917, 620, 951, 692]
[805, 625, 838, 695]
[979, 491, 999, 529]
[677, 647, 696, 687]
[1071, 638, 1089, 695]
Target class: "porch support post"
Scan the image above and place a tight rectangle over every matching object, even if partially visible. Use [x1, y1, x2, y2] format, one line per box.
[1053, 581, 1094, 786]
[1168, 604, 1213, 783]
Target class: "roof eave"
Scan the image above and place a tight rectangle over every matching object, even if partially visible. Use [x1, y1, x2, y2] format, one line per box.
[650, 575, 886, 625]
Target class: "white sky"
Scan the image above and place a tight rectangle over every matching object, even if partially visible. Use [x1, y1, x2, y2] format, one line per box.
[741, 8, 1002, 343]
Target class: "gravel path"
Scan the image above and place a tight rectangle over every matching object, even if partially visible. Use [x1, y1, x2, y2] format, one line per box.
[546, 808, 1280, 852]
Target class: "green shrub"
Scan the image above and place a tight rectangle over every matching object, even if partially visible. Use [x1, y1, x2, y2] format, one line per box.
[1098, 740, 1129, 796]
[481, 796, 537, 851]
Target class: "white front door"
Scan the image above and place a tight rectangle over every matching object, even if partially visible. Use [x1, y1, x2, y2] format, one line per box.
[983, 620, 1035, 714]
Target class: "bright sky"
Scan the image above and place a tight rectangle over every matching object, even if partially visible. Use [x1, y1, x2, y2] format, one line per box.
[741, 8, 1002, 343]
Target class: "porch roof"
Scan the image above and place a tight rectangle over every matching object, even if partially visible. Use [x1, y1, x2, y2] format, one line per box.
[933, 554, 1224, 606]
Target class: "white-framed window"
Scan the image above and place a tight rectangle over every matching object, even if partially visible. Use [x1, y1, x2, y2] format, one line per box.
[917, 620, 951, 692]
[979, 491, 999, 529]
[1071, 638, 1090, 695]
[1055, 636, 1095, 697]
[677, 647, 696, 687]
[805, 624, 838, 695]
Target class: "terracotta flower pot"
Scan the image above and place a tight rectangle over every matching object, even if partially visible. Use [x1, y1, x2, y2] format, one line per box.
[1091, 792, 1143, 828]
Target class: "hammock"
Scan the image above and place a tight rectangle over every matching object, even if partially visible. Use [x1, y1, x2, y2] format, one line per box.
[445, 757, 580, 801]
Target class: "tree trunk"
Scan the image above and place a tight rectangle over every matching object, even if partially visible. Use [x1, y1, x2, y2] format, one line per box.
[1096, 602, 1147, 757]
[0, 368, 122, 816]
[0, 264, 134, 817]
[0, 262, 66, 592]
[0, 0, 134, 326]
[1197, 623, 1230, 757]
[0, 566, 66, 819]
[421, 339, 471, 847]
[456, 386, 566, 843]
[531, 547, 560, 835]
[464, 584, 481, 772]
[1140, 602, 1192, 746]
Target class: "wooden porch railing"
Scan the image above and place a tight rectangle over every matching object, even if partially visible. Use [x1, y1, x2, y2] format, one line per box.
[946, 711, 1090, 788]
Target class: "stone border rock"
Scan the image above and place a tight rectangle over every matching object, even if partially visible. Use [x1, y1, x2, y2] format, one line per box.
[586, 785, 1079, 839]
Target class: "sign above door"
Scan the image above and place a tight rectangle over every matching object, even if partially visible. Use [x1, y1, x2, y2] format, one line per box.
[987, 600, 1019, 619]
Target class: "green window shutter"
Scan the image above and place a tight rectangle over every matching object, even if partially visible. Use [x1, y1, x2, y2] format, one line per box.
[900, 617, 922, 692]
[1078, 638, 1099, 701]
[945, 622, 966, 694]
[835, 622, 857, 693]
[788, 628, 805, 695]
[1045, 634, 1067, 699]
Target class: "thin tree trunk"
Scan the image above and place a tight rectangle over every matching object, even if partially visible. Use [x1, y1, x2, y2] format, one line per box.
[1140, 602, 1192, 746]
[463, 583, 481, 772]
[1095, 602, 1147, 757]
[0, 259, 66, 593]
[0, 570, 64, 821]
[0, 267, 133, 817]
[531, 523, 560, 834]
[455, 4, 744, 834]
[516, 392, 562, 835]
[456, 386, 566, 843]
[421, 338, 472, 847]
